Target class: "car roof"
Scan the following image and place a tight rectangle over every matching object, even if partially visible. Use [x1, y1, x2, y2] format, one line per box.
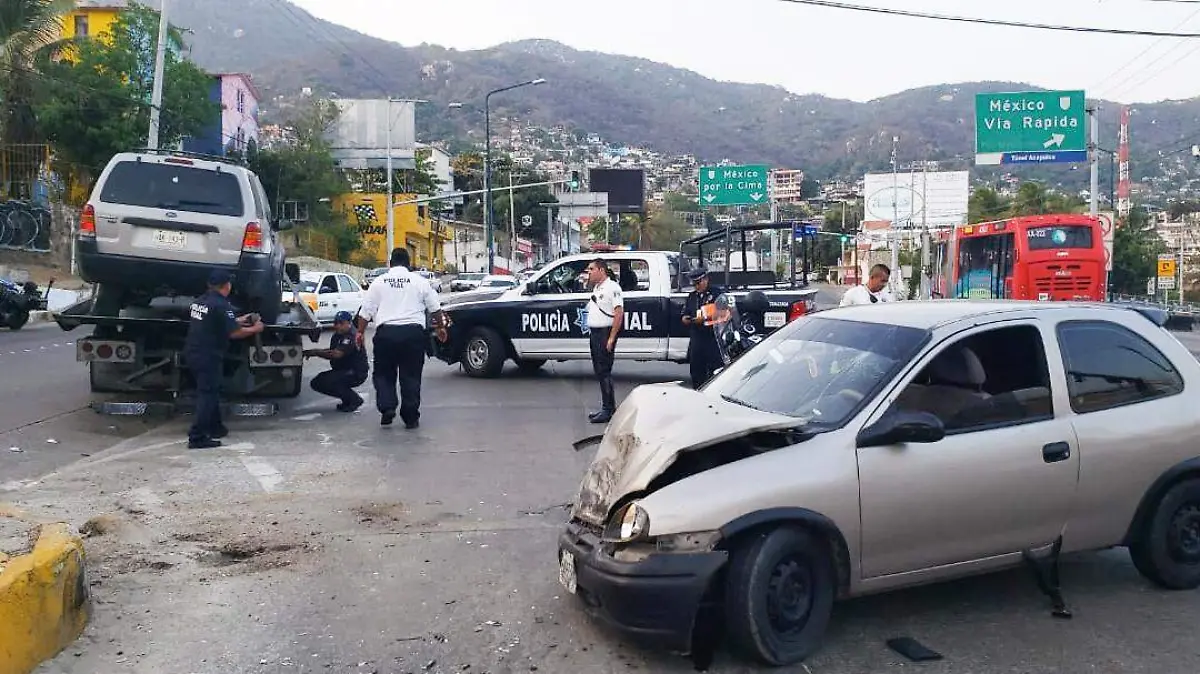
[108, 151, 254, 176]
[822, 299, 1161, 330]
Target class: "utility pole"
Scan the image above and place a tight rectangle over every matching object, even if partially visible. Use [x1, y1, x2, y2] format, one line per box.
[146, 0, 170, 150]
[385, 98, 395, 255]
[1088, 105, 1099, 218]
[508, 172, 517, 265]
[890, 135, 901, 297]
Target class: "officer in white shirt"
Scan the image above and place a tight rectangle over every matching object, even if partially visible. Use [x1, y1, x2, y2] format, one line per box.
[356, 248, 445, 429]
[841, 263, 896, 307]
[584, 258, 624, 423]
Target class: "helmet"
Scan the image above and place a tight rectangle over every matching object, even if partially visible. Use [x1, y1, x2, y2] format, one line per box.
[742, 290, 770, 315]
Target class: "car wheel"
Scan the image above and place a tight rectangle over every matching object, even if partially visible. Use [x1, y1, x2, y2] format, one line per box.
[462, 327, 506, 378]
[1131, 478, 1200, 590]
[724, 526, 835, 666]
[515, 358, 546, 374]
[5, 310, 29, 330]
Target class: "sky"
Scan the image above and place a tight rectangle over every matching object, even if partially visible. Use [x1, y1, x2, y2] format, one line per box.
[287, 0, 1200, 104]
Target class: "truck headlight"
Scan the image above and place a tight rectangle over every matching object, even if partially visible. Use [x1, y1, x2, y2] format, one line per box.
[603, 501, 650, 543]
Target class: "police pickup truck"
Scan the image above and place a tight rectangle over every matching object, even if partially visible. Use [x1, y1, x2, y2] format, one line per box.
[431, 251, 819, 377]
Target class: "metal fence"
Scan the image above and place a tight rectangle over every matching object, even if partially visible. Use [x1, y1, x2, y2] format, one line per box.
[0, 145, 52, 203]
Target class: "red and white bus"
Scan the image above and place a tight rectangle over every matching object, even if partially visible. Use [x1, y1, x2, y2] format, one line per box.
[935, 214, 1106, 302]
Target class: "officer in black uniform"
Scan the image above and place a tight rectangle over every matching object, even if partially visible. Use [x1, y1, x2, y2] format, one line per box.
[184, 270, 265, 449]
[304, 310, 370, 412]
[681, 267, 724, 389]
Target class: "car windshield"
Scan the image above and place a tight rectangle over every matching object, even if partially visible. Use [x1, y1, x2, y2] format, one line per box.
[99, 161, 244, 217]
[482, 279, 514, 287]
[706, 316, 929, 428]
[461, 273, 486, 281]
[368, 268, 388, 276]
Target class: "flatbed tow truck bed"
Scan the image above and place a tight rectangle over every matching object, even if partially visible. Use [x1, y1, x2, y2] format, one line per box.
[54, 294, 322, 417]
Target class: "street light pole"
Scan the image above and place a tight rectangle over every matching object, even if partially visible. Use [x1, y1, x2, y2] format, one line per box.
[483, 78, 545, 274]
[146, 0, 170, 149]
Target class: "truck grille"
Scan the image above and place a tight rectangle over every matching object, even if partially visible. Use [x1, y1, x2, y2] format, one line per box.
[1034, 264, 1093, 294]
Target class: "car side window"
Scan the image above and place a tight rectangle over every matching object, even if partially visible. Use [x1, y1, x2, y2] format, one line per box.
[534, 260, 589, 294]
[614, 259, 651, 293]
[337, 275, 358, 293]
[1056, 320, 1184, 414]
[319, 276, 338, 294]
[892, 324, 1054, 434]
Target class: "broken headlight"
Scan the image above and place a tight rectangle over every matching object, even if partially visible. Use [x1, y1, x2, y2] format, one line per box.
[654, 531, 722, 553]
[603, 501, 650, 543]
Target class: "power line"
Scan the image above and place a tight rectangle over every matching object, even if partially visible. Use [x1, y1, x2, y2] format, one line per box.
[771, 0, 1200, 36]
[270, 0, 394, 95]
[1089, 4, 1200, 96]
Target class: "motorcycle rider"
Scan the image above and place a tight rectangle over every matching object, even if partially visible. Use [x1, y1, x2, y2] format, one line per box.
[681, 267, 724, 389]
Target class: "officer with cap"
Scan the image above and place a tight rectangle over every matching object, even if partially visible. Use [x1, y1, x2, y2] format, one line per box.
[304, 310, 369, 412]
[184, 269, 265, 449]
[681, 267, 724, 389]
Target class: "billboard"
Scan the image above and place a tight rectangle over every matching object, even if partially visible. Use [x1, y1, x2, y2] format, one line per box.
[589, 168, 645, 213]
[326, 99, 417, 170]
[863, 170, 969, 228]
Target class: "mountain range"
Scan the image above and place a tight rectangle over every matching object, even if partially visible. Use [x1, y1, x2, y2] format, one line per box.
[161, 0, 1200, 185]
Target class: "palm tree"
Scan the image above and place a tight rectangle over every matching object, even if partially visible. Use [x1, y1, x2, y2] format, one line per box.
[0, 0, 74, 146]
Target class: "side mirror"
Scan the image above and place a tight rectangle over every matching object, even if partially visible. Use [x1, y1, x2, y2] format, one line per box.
[522, 282, 534, 296]
[285, 263, 301, 284]
[277, 219, 295, 231]
[856, 410, 946, 448]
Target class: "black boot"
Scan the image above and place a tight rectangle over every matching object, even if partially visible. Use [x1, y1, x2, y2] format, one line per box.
[590, 376, 616, 423]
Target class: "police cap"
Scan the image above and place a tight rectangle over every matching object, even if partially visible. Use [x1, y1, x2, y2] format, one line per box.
[207, 269, 234, 287]
[334, 310, 354, 323]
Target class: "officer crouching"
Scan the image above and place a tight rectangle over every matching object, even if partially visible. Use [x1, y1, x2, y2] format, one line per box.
[681, 267, 724, 389]
[304, 310, 369, 412]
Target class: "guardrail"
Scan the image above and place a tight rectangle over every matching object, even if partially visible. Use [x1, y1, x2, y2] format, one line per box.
[1111, 295, 1197, 330]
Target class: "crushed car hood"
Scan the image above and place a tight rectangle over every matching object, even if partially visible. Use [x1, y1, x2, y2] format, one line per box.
[571, 383, 800, 527]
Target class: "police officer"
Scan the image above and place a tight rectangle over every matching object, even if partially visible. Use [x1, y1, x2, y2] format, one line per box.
[584, 258, 624, 424]
[184, 270, 265, 449]
[681, 267, 724, 389]
[304, 310, 369, 412]
[356, 248, 445, 429]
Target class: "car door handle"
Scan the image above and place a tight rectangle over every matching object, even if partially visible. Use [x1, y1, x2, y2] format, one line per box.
[1043, 442, 1071, 464]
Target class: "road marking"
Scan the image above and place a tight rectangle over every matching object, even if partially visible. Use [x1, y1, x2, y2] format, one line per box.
[238, 456, 284, 492]
[293, 412, 322, 421]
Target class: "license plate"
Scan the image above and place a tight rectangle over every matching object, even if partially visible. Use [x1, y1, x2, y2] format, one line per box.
[558, 549, 577, 594]
[765, 312, 786, 328]
[151, 229, 187, 250]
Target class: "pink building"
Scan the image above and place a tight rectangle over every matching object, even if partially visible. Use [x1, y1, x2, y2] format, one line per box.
[183, 73, 262, 156]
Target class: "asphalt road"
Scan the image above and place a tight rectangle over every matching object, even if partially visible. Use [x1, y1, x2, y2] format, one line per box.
[1, 339, 1197, 674]
[0, 323, 156, 487]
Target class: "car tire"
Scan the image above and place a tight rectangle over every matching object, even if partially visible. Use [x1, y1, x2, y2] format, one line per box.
[515, 358, 546, 374]
[5, 310, 29, 330]
[1130, 478, 1200, 590]
[724, 526, 835, 666]
[462, 327, 506, 378]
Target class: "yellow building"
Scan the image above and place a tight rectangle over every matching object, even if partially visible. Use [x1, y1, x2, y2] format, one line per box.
[333, 193, 454, 271]
[59, 0, 126, 42]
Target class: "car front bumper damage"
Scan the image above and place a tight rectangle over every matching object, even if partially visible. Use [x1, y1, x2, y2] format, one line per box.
[557, 521, 727, 654]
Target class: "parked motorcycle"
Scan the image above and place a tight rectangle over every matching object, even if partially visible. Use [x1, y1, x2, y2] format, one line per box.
[0, 278, 50, 330]
[711, 290, 771, 366]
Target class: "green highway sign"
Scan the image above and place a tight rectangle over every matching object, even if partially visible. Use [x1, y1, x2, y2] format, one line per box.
[974, 90, 1087, 166]
[699, 164, 769, 206]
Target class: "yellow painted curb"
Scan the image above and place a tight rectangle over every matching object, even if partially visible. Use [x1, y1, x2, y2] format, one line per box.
[0, 523, 90, 674]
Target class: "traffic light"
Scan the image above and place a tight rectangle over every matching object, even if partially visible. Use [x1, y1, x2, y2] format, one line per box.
[569, 170, 580, 191]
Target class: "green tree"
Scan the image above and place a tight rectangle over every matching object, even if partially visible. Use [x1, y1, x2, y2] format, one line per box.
[33, 5, 217, 182]
[662, 191, 699, 213]
[968, 187, 1009, 223]
[1110, 206, 1164, 295]
[0, 0, 73, 146]
[248, 98, 346, 226]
